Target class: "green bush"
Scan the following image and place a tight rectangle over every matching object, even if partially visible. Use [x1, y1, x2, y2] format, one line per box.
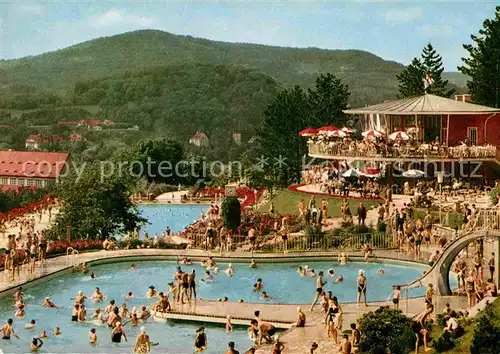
[377, 222, 387, 233]
[470, 303, 500, 354]
[433, 331, 455, 352]
[221, 196, 241, 231]
[358, 306, 416, 354]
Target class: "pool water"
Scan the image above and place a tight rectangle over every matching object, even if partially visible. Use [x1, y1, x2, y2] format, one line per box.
[138, 204, 208, 238]
[0, 260, 426, 353]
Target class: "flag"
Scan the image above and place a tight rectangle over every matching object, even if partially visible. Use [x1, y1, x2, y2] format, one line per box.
[423, 73, 434, 90]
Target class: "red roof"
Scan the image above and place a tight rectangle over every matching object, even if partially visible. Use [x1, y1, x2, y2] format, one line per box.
[69, 133, 85, 142]
[0, 151, 70, 179]
[80, 119, 101, 126]
[57, 121, 79, 125]
[191, 132, 208, 139]
[26, 134, 65, 143]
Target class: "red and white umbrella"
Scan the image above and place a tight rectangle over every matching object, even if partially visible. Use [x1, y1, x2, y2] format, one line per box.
[360, 168, 382, 178]
[328, 129, 347, 138]
[299, 128, 318, 136]
[362, 130, 385, 139]
[318, 125, 340, 134]
[388, 131, 410, 141]
[341, 127, 355, 134]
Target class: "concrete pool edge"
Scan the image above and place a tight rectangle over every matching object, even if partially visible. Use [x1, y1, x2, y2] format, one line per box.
[0, 249, 429, 301]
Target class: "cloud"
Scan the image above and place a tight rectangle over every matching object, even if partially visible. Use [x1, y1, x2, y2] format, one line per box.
[418, 24, 453, 37]
[384, 7, 423, 24]
[16, 4, 44, 15]
[89, 9, 158, 28]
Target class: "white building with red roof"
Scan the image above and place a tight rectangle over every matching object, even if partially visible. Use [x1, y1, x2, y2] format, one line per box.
[189, 132, 209, 147]
[0, 151, 70, 188]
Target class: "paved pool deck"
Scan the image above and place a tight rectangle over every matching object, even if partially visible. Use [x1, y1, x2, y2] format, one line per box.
[0, 248, 468, 354]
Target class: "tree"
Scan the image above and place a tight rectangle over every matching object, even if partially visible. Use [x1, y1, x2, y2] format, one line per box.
[459, 6, 500, 107]
[308, 73, 350, 127]
[257, 74, 350, 185]
[221, 196, 241, 231]
[358, 306, 416, 354]
[397, 43, 455, 97]
[48, 163, 145, 240]
[470, 303, 500, 354]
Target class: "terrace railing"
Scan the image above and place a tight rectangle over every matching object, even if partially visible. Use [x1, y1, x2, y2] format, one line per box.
[308, 141, 497, 160]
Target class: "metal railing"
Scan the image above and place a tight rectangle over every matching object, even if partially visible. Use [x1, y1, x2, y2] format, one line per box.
[184, 231, 394, 253]
[308, 142, 497, 160]
[66, 247, 79, 267]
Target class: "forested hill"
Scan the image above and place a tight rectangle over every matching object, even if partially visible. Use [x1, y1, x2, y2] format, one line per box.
[71, 64, 281, 138]
[0, 29, 409, 106]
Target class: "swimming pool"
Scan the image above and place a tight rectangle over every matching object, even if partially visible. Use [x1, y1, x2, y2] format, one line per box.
[137, 204, 208, 238]
[0, 260, 428, 353]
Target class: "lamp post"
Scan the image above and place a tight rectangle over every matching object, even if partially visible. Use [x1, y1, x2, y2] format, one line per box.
[437, 171, 444, 225]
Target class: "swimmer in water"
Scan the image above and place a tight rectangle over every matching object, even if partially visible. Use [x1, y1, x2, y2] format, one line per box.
[43, 297, 59, 309]
[309, 269, 316, 277]
[130, 264, 136, 271]
[338, 253, 348, 265]
[213, 266, 220, 275]
[92, 287, 105, 302]
[53, 327, 61, 336]
[226, 315, 233, 332]
[90, 272, 95, 279]
[249, 259, 257, 268]
[225, 264, 234, 277]
[204, 271, 214, 280]
[253, 278, 264, 291]
[335, 275, 344, 283]
[125, 292, 133, 300]
[89, 328, 97, 345]
[16, 304, 25, 318]
[31, 337, 43, 352]
[328, 269, 335, 279]
[38, 330, 48, 339]
[81, 263, 88, 274]
[147, 286, 158, 298]
[260, 292, 272, 300]
[25, 319, 36, 329]
[91, 309, 105, 323]
[379, 269, 385, 275]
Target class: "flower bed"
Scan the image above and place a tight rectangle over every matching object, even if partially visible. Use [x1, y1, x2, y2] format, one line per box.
[288, 184, 382, 200]
[0, 196, 56, 222]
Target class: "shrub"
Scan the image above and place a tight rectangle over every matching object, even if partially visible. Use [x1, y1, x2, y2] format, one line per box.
[433, 331, 455, 352]
[358, 306, 416, 354]
[221, 196, 241, 231]
[470, 303, 500, 354]
[377, 222, 387, 233]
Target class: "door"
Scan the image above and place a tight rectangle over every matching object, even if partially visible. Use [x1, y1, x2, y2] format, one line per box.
[423, 116, 442, 143]
[468, 127, 478, 146]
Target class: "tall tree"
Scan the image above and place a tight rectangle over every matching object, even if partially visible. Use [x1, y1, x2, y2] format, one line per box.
[257, 86, 310, 185]
[308, 73, 350, 126]
[397, 43, 455, 97]
[48, 163, 145, 240]
[459, 6, 500, 107]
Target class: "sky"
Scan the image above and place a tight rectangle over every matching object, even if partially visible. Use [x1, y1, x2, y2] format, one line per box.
[0, 1, 498, 71]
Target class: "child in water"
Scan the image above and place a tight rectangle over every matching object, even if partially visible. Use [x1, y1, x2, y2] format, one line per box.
[225, 315, 233, 332]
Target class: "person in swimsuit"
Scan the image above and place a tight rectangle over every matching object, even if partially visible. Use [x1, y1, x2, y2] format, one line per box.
[189, 270, 197, 302]
[296, 307, 306, 327]
[194, 326, 207, 352]
[251, 319, 276, 345]
[310, 271, 326, 312]
[89, 328, 97, 345]
[465, 270, 477, 308]
[31, 337, 43, 352]
[110, 322, 127, 343]
[472, 252, 483, 283]
[1, 318, 19, 340]
[71, 304, 79, 322]
[43, 297, 59, 308]
[272, 339, 285, 354]
[412, 303, 434, 354]
[134, 327, 152, 353]
[356, 270, 367, 306]
[488, 252, 495, 281]
[225, 341, 240, 354]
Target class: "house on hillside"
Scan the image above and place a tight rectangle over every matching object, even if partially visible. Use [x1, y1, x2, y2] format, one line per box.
[189, 132, 209, 147]
[57, 121, 79, 126]
[25, 134, 65, 149]
[78, 119, 102, 130]
[69, 133, 86, 142]
[0, 150, 70, 188]
[232, 132, 242, 145]
[103, 119, 114, 125]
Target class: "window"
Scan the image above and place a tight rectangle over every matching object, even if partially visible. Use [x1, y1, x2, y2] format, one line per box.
[468, 127, 478, 146]
[10, 178, 18, 185]
[27, 179, 35, 186]
[35, 179, 43, 187]
[0, 177, 8, 185]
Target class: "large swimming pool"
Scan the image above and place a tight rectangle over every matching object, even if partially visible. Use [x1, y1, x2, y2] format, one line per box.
[137, 204, 208, 238]
[0, 260, 426, 353]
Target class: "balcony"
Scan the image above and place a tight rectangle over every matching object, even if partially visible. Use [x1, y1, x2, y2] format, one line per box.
[307, 140, 498, 162]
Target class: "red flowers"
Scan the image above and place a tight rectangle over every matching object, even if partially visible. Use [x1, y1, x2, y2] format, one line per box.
[0, 196, 56, 222]
[195, 187, 262, 210]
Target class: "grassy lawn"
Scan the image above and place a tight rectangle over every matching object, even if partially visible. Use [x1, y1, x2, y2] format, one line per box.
[258, 189, 380, 219]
